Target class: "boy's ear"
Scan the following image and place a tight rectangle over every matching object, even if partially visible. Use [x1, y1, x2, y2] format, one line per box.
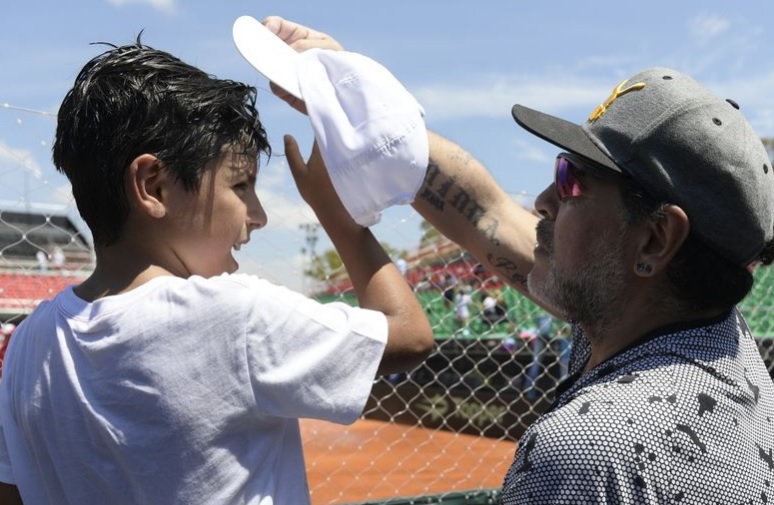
[127, 154, 167, 219]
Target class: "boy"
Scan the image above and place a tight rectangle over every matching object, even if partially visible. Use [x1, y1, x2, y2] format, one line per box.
[0, 39, 433, 505]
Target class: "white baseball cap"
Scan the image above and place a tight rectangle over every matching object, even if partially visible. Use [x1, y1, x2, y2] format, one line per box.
[233, 15, 429, 227]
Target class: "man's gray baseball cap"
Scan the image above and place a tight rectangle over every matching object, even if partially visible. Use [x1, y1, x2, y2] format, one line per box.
[512, 67, 774, 267]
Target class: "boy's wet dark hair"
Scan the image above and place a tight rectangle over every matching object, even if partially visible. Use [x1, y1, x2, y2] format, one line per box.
[53, 37, 271, 246]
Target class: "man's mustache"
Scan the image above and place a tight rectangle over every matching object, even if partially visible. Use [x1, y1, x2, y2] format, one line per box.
[536, 219, 553, 254]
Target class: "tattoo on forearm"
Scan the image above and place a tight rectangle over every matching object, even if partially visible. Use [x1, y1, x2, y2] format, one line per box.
[482, 220, 500, 246]
[424, 161, 441, 187]
[486, 253, 528, 287]
[419, 187, 445, 211]
[437, 178, 454, 198]
[419, 158, 502, 248]
[449, 189, 484, 226]
[418, 161, 445, 211]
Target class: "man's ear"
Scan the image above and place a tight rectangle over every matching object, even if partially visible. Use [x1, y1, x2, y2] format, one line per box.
[633, 205, 690, 277]
[127, 154, 167, 219]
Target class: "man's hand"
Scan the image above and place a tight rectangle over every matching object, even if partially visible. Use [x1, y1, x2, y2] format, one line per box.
[262, 16, 343, 51]
[261, 16, 344, 114]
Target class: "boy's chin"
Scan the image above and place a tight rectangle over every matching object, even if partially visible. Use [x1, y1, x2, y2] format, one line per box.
[226, 255, 239, 274]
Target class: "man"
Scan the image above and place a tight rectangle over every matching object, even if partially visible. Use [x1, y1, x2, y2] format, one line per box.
[264, 16, 774, 503]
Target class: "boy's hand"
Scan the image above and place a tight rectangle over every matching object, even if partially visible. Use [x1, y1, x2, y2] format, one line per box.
[261, 16, 344, 115]
[284, 135, 353, 225]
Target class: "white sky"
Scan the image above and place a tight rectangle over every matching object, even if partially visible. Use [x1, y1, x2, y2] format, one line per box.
[3, 1, 774, 291]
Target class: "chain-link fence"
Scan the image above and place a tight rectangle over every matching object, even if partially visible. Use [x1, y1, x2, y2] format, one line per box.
[2, 105, 774, 504]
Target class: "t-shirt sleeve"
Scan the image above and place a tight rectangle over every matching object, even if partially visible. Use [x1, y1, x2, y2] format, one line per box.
[239, 278, 388, 424]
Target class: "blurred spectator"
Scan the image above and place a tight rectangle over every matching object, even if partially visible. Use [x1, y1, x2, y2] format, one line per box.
[413, 270, 433, 292]
[52, 246, 65, 271]
[0, 323, 16, 378]
[441, 273, 457, 308]
[473, 262, 500, 291]
[36, 250, 49, 273]
[501, 336, 518, 353]
[454, 284, 473, 335]
[479, 289, 512, 332]
[394, 255, 408, 277]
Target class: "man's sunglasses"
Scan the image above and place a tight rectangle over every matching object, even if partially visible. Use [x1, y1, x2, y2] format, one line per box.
[554, 152, 624, 200]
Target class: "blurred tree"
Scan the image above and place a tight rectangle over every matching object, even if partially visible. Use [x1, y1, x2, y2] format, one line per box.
[305, 242, 403, 281]
[305, 249, 342, 280]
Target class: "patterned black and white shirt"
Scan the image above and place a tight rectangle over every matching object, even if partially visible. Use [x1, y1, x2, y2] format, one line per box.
[501, 308, 774, 504]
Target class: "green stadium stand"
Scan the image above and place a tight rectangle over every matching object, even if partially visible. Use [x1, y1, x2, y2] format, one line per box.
[344, 489, 501, 505]
[739, 267, 774, 337]
[317, 265, 774, 341]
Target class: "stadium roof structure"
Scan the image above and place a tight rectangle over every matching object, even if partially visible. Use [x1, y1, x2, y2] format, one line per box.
[0, 201, 92, 319]
[0, 200, 92, 260]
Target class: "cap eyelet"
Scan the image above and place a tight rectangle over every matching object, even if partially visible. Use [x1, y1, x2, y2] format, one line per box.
[712, 118, 722, 126]
[662, 75, 673, 80]
[726, 98, 740, 110]
[764, 163, 770, 175]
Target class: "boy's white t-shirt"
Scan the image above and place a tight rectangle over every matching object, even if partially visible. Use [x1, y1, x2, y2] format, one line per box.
[0, 273, 388, 505]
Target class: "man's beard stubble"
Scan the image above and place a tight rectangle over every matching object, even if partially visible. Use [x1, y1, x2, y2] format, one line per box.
[527, 219, 628, 334]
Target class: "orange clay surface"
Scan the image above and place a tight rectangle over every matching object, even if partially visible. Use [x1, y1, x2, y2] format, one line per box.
[301, 418, 516, 505]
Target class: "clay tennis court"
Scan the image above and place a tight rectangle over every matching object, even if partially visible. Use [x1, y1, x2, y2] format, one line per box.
[301, 418, 516, 505]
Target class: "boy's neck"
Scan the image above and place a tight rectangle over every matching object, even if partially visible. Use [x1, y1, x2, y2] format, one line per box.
[74, 246, 174, 302]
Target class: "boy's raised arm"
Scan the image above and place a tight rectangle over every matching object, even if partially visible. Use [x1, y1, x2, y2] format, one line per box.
[284, 136, 433, 374]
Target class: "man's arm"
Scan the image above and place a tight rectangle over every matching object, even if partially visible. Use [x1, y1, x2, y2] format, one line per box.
[0, 483, 23, 505]
[413, 131, 539, 296]
[261, 16, 540, 297]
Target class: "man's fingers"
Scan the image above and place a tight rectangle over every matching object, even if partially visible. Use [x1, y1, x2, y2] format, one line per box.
[294, 38, 343, 52]
[261, 15, 342, 112]
[262, 15, 343, 50]
[269, 83, 307, 114]
[263, 16, 310, 45]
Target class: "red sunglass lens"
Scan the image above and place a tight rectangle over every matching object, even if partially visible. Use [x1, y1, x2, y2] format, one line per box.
[555, 156, 582, 199]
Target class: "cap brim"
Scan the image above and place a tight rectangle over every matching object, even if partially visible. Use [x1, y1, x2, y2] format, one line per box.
[511, 104, 621, 173]
[232, 15, 303, 100]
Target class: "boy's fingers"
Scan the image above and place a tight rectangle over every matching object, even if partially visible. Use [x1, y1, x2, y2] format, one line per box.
[283, 134, 306, 182]
[308, 140, 324, 169]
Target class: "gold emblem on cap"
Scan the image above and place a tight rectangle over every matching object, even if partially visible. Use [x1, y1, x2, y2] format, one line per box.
[588, 79, 646, 122]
